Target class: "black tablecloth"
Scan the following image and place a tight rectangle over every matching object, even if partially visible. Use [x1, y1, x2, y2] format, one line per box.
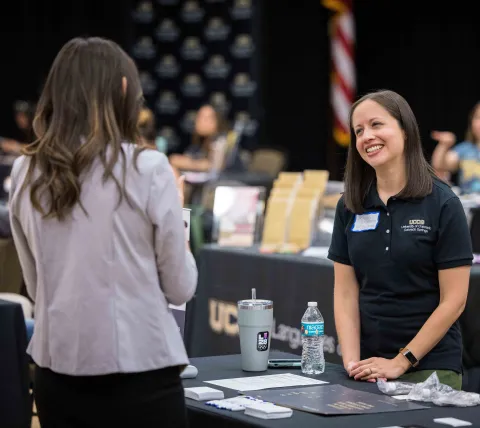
[0, 299, 31, 428]
[186, 245, 480, 384]
[184, 352, 480, 428]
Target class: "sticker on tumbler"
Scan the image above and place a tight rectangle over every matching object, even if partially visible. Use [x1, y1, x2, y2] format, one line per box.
[301, 322, 324, 337]
[257, 331, 269, 351]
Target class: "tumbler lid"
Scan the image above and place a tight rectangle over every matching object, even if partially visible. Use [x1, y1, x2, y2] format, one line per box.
[237, 299, 273, 310]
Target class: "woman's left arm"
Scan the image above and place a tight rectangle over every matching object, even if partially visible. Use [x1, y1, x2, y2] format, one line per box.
[350, 196, 472, 380]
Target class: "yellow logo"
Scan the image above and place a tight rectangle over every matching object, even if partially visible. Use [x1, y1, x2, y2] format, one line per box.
[208, 298, 239, 336]
[409, 219, 425, 225]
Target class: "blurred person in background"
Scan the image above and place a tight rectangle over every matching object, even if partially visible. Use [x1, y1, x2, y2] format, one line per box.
[138, 106, 167, 152]
[169, 104, 230, 173]
[431, 102, 480, 194]
[1, 100, 36, 154]
[9, 37, 196, 428]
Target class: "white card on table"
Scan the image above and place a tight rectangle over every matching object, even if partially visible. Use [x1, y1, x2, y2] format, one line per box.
[352, 212, 380, 232]
[433, 417, 472, 427]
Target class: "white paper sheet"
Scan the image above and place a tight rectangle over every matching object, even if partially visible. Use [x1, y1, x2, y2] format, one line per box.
[205, 373, 328, 392]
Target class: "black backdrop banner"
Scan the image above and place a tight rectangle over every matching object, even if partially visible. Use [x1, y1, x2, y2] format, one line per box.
[130, 0, 261, 152]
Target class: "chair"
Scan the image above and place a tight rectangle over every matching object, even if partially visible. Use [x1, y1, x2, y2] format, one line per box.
[248, 148, 287, 177]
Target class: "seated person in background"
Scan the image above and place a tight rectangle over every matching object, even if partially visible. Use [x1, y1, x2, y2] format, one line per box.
[169, 104, 230, 173]
[431, 101, 480, 194]
[1, 100, 36, 154]
[137, 107, 167, 152]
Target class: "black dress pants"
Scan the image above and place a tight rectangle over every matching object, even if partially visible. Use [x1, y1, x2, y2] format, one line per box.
[34, 364, 188, 428]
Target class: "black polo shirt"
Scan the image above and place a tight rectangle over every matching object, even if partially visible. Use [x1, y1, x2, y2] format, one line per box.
[328, 178, 473, 374]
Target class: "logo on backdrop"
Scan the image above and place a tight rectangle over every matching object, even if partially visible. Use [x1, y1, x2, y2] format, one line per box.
[155, 55, 180, 78]
[181, 1, 205, 23]
[132, 37, 156, 60]
[231, 34, 255, 58]
[231, 73, 257, 97]
[235, 112, 258, 137]
[181, 37, 205, 60]
[231, 0, 253, 20]
[132, 1, 154, 23]
[209, 92, 230, 115]
[204, 55, 231, 79]
[139, 72, 157, 96]
[401, 218, 431, 234]
[181, 74, 205, 97]
[155, 19, 180, 42]
[155, 91, 180, 115]
[181, 110, 198, 134]
[208, 299, 341, 356]
[204, 17, 230, 41]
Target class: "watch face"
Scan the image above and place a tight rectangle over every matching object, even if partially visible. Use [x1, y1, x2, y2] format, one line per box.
[403, 350, 418, 366]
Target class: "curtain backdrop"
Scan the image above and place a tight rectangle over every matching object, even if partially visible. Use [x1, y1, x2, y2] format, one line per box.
[130, 0, 262, 152]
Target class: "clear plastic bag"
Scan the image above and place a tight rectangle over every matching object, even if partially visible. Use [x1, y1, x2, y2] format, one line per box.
[406, 372, 480, 407]
[377, 378, 416, 396]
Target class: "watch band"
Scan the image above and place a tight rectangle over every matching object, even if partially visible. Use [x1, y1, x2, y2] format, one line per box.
[399, 348, 419, 367]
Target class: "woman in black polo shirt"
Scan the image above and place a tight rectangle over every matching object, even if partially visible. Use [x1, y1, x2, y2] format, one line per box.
[328, 90, 473, 389]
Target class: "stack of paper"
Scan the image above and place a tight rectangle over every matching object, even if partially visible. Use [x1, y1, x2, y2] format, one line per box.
[244, 402, 293, 419]
[184, 387, 224, 401]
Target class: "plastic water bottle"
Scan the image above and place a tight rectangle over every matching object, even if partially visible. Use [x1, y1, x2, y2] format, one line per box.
[301, 301, 325, 374]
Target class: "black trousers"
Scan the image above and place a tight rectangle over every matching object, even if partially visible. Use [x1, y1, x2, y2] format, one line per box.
[34, 365, 188, 428]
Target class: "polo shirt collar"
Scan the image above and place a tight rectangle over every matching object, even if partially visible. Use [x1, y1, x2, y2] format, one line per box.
[363, 181, 384, 209]
[363, 181, 424, 209]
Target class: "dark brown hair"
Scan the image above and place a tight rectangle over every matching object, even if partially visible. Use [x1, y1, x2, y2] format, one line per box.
[344, 90, 435, 213]
[22, 37, 144, 220]
[191, 104, 229, 154]
[465, 101, 480, 144]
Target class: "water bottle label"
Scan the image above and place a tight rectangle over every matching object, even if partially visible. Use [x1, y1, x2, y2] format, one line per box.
[301, 322, 324, 337]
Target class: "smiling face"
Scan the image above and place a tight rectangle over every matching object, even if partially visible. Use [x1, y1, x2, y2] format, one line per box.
[352, 99, 406, 170]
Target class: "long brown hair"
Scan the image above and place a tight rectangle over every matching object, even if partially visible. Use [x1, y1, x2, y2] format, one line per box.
[22, 37, 144, 220]
[344, 90, 435, 213]
[191, 104, 229, 154]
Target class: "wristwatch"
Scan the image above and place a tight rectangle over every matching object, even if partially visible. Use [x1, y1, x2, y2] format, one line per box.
[399, 348, 419, 368]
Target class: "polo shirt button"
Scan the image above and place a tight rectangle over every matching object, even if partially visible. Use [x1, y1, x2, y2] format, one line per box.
[386, 246, 389, 251]
[386, 229, 390, 233]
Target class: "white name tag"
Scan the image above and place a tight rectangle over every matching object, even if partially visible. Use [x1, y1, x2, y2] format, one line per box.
[351, 212, 380, 232]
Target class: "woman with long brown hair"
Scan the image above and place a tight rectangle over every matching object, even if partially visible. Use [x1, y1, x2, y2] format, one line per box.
[9, 37, 196, 427]
[328, 90, 472, 389]
[169, 104, 230, 172]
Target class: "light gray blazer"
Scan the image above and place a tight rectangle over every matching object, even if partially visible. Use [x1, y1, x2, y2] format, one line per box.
[9, 144, 197, 375]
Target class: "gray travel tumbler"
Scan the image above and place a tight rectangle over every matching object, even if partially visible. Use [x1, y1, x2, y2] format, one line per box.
[237, 289, 273, 372]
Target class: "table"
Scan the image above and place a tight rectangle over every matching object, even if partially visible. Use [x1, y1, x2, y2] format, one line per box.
[184, 352, 480, 428]
[186, 245, 343, 365]
[0, 299, 31, 428]
[186, 245, 480, 375]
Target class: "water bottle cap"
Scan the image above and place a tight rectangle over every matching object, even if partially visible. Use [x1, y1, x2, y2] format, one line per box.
[308, 301, 317, 307]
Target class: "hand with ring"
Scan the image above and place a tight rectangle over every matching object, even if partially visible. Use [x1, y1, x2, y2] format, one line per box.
[348, 355, 410, 382]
